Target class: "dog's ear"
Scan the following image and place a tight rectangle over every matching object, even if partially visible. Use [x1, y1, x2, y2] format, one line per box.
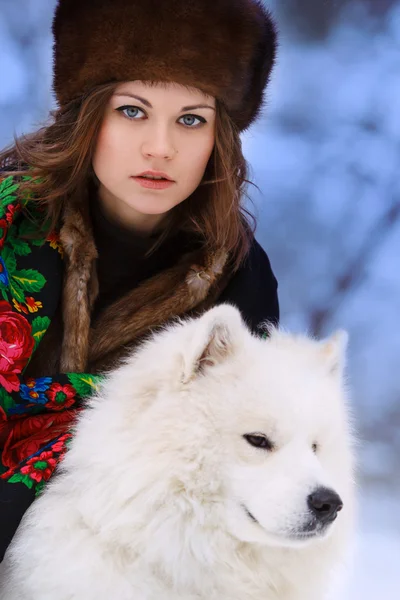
[181, 304, 244, 383]
[320, 329, 348, 377]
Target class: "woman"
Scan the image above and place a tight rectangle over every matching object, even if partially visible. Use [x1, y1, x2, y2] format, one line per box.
[0, 0, 279, 561]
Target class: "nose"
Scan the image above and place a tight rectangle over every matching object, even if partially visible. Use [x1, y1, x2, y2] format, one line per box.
[307, 487, 343, 524]
[141, 126, 176, 160]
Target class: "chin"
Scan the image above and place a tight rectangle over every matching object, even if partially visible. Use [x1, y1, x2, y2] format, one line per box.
[237, 525, 335, 550]
[229, 505, 337, 549]
[266, 528, 333, 549]
[127, 198, 181, 216]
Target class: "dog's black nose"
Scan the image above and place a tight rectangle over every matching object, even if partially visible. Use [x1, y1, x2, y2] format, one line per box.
[307, 487, 343, 524]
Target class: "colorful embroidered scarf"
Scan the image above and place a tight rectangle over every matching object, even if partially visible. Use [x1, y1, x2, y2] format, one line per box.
[0, 175, 104, 497]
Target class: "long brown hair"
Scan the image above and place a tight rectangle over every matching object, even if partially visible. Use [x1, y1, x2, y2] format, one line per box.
[0, 82, 256, 269]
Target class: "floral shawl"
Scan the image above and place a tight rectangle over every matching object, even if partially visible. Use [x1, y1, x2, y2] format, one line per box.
[0, 175, 103, 497]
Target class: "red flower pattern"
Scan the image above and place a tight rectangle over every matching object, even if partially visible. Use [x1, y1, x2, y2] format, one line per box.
[45, 383, 76, 411]
[20, 450, 57, 483]
[0, 411, 77, 470]
[0, 301, 34, 392]
[25, 297, 43, 313]
[5, 203, 20, 224]
[12, 298, 29, 314]
[0, 219, 7, 250]
[51, 433, 72, 454]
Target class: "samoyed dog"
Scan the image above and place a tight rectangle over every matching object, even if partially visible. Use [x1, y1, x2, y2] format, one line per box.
[0, 305, 355, 600]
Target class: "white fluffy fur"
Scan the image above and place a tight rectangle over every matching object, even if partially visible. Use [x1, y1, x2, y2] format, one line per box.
[0, 305, 356, 600]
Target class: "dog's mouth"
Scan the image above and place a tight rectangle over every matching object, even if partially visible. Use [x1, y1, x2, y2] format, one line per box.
[288, 529, 320, 541]
[242, 504, 260, 525]
[288, 518, 332, 541]
[241, 507, 331, 542]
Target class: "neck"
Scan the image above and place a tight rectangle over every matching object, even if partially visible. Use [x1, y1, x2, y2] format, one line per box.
[97, 183, 167, 236]
[124, 494, 292, 598]
[80, 472, 285, 597]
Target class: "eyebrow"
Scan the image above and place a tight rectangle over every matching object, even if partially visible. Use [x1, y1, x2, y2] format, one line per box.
[114, 92, 216, 112]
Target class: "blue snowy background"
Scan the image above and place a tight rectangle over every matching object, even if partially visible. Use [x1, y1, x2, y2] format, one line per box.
[0, 1, 399, 596]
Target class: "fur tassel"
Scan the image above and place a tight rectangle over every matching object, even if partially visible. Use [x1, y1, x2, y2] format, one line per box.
[59, 203, 98, 372]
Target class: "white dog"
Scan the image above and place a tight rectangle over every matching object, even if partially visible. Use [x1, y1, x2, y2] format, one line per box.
[0, 304, 355, 600]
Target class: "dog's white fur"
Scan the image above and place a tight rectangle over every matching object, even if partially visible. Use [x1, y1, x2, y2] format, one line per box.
[0, 305, 356, 600]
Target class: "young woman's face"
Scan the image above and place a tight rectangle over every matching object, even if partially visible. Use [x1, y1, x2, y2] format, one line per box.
[92, 80, 216, 233]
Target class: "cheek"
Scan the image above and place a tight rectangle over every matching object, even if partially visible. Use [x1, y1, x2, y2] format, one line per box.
[199, 133, 215, 166]
[180, 136, 214, 184]
[227, 463, 305, 535]
[93, 127, 111, 176]
[93, 121, 130, 173]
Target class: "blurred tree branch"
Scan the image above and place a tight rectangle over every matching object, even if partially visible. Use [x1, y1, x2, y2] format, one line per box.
[309, 195, 400, 336]
[272, 0, 398, 39]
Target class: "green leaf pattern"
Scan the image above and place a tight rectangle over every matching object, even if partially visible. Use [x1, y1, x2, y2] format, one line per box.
[31, 316, 51, 350]
[0, 386, 16, 411]
[0, 176, 47, 309]
[66, 373, 105, 397]
[0, 176, 19, 217]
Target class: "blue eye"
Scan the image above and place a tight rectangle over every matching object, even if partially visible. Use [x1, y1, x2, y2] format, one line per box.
[179, 115, 205, 128]
[117, 106, 144, 119]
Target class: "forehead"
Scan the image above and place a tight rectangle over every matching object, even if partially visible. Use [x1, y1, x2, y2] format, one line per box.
[113, 80, 216, 106]
[214, 345, 342, 440]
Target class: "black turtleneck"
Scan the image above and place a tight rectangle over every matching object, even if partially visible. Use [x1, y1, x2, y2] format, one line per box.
[89, 196, 197, 323]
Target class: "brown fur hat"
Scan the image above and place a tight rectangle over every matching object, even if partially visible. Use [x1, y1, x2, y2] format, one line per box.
[52, 0, 278, 131]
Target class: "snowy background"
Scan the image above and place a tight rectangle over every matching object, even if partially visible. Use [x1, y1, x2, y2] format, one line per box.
[0, 0, 399, 596]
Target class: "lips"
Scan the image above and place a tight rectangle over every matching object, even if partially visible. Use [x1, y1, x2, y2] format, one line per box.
[131, 176, 175, 190]
[136, 171, 174, 181]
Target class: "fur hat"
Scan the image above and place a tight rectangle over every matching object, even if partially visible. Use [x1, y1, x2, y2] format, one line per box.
[52, 0, 278, 131]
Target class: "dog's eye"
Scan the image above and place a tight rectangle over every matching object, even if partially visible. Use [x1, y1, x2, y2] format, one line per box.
[243, 433, 274, 450]
[312, 443, 318, 453]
